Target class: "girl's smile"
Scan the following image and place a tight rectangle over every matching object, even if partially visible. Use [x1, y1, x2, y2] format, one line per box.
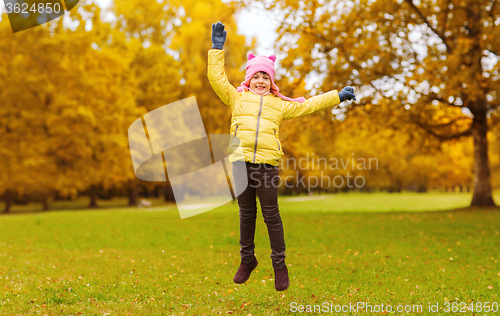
[249, 72, 271, 95]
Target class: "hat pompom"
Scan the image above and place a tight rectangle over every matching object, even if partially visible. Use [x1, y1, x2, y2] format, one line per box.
[268, 55, 276, 62]
[248, 53, 256, 60]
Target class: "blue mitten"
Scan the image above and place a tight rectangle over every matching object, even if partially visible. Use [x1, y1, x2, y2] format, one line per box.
[211, 21, 227, 50]
[339, 86, 357, 102]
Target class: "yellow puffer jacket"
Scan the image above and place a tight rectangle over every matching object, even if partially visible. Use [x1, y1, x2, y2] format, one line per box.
[207, 49, 341, 166]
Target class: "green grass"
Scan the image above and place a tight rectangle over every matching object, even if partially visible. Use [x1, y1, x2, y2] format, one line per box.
[280, 191, 492, 213]
[0, 196, 176, 214]
[3, 189, 500, 214]
[0, 192, 499, 315]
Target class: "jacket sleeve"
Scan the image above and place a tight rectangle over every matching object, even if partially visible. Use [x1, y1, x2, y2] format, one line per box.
[207, 49, 238, 109]
[281, 90, 341, 120]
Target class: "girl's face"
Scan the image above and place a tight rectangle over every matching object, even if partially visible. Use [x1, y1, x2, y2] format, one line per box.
[249, 72, 271, 95]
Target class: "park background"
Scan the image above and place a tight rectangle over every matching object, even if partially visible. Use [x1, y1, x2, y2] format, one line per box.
[0, 0, 499, 314]
[0, 0, 499, 212]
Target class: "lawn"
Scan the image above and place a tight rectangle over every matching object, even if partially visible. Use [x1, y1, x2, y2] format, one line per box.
[0, 192, 499, 315]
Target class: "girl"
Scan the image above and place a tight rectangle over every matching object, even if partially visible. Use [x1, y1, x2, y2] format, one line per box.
[208, 21, 356, 291]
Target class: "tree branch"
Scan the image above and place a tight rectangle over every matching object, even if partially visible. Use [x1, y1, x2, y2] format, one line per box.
[433, 96, 467, 108]
[411, 115, 472, 139]
[442, 0, 451, 36]
[490, 0, 497, 20]
[404, 0, 451, 52]
[424, 116, 471, 128]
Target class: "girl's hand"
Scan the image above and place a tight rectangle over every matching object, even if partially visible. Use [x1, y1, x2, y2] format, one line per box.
[212, 21, 227, 50]
[339, 86, 356, 102]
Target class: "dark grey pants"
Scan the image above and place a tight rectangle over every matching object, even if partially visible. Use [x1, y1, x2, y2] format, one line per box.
[232, 161, 286, 270]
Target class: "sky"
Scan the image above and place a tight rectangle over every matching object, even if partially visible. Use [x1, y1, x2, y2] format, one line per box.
[233, 2, 280, 56]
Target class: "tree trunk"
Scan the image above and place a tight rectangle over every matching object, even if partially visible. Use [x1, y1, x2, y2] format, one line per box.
[153, 185, 160, 198]
[22, 194, 29, 204]
[470, 107, 496, 207]
[164, 182, 176, 202]
[42, 194, 50, 211]
[417, 184, 427, 193]
[3, 190, 12, 213]
[128, 180, 138, 206]
[88, 184, 98, 208]
[142, 186, 150, 197]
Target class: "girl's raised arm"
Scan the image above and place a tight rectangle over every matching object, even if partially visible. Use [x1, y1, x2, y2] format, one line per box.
[207, 22, 238, 109]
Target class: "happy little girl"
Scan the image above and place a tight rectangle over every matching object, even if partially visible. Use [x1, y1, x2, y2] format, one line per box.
[207, 21, 356, 291]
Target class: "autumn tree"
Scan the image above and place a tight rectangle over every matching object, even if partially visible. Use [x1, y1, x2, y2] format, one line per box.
[113, 0, 249, 133]
[0, 2, 140, 211]
[248, 0, 499, 206]
[275, 93, 475, 194]
[113, 0, 250, 202]
[0, 0, 250, 212]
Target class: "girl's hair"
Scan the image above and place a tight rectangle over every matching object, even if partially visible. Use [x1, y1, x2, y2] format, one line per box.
[253, 71, 269, 77]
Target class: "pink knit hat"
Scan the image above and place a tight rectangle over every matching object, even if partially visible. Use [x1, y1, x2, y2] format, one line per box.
[236, 53, 306, 103]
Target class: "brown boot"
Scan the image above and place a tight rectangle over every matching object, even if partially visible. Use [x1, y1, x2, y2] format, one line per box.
[274, 265, 289, 291]
[233, 257, 258, 284]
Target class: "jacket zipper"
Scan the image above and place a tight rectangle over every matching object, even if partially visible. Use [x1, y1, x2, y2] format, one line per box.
[229, 125, 239, 149]
[253, 96, 264, 163]
[274, 130, 280, 150]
